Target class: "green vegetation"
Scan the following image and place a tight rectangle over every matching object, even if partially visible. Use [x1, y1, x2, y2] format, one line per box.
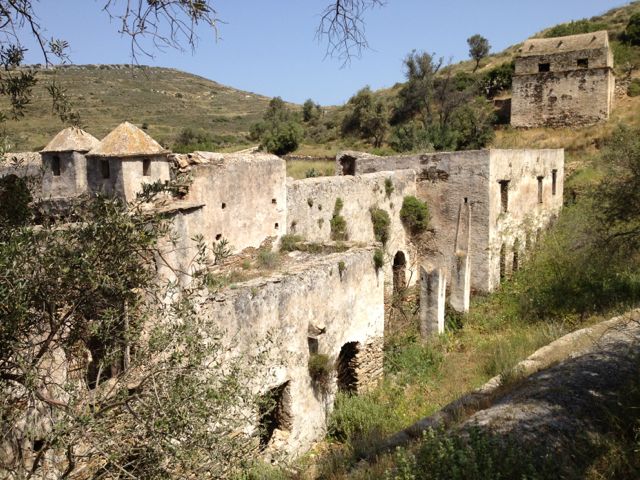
[257, 248, 281, 269]
[341, 86, 389, 148]
[629, 78, 640, 97]
[331, 198, 348, 241]
[467, 34, 490, 72]
[280, 234, 304, 252]
[544, 19, 608, 38]
[370, 207, 391, 245]
[373, 248, 385, 270]
[400, 196, 430, 234]
[308, 353, 332, 385]
[624, 12, 640, 45]
[384, 177, 394, 198]
[338, 260, 346, 277]
[250, 97, 303, 155]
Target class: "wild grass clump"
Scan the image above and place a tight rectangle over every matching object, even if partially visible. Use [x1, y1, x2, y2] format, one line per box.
[257, 249, 280, 269]
[308, 353, 332, 386]
[279, 234, 303, 252]
[370, 207, 391, 245]
[373, 248, 385, 270]
[400, 196, 430, 234]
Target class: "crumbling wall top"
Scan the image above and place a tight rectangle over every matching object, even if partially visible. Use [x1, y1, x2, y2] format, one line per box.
[518, 31, 609, 57]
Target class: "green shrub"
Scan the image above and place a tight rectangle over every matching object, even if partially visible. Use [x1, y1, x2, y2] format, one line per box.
[628, 79, 640, 97]
[308, 353, 332, 385]
[330, 198, 348, 241]
[373, 248, 385, 270]
[370, 208, 391, 245]
[625, 12, 640, 46]
[260, 121, 303, 156]
[279, 234, 303, 252]
[480, 62, 514, 98]
[338, 260, 346, 277]
[400, 196, 430, 234]
[384, 177, 395, 198]
[389, 121, 433, 153]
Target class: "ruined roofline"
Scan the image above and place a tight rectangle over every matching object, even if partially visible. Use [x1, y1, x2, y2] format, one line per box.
[337, 148, 564, 160]
[87, 121, 169, 158]
[41, 127, 100, 154]
[517, 30, 609, 57]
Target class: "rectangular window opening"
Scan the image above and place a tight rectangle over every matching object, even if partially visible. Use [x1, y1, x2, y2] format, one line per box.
[101, 160, 110, 179]
[258, 382, 292, 448]
[142, 158, 151, 177]
[537, 176, 544, 204]
[577, 58, 589, 68]
[52, 155, 61, 177]
[538, 63, 550, 73]
[499, 180, 510, 213]
[552, 169, 558, 196]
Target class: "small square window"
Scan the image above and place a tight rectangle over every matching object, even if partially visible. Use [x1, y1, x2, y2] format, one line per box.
[499, 180, 510, 213]
[577, 58, 588, 68]
[538, 63, 550, 73]
[101, 160, 110, 179]
[52, 155, 61, 176]
[537, 176, 544, 204]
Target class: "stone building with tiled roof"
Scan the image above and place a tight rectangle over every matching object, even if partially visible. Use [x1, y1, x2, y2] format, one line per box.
[511, 30, 615, 127]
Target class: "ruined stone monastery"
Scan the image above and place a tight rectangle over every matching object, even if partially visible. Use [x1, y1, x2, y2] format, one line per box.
[1, 119, 564, 458]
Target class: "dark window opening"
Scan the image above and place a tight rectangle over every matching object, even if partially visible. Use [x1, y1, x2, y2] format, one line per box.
[337, 342, 360, 393]
[538, 63, 550, 73]
[221, 202, 226, 209]
[513, 239, 520, 273]
[308, 337, 319, 355]
[552, 169, 558, 196]
[339, 155, 356, 176]
[464, 197, 468, 204]
[272, 198, 277, 204]
[215, 233, 222, 241]
[577, 58, 589, 68]
[274, 223, 279, 229]
[499, 180, 510, 213]
[258, 382, 292, 448]
[86, 337, 124, 389]
[393, 251, 407, 294]
[142, 158, 151, 176]
[537, 176, 544, 204]
[499, 244, 506, 281]
[100, 160, 110, 179]
[52, 155, 61, 177]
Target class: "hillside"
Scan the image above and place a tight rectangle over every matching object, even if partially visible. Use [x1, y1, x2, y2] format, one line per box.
[1, 64, 274, 151]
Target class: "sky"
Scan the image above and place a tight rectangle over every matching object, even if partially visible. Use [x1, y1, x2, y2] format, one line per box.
[19, 0, 630, 105]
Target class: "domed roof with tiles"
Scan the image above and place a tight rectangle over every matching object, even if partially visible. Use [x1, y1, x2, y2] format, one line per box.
[41, 127, 100, 153]
[88, 122, 168, 158]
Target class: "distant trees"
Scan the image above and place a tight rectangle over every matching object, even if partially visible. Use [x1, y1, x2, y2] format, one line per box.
[624, 13, 640, 46]
[303, 98, 323, 122]
[341, 87, 389, 147]
[250, 97, 303, 155]
[387, 50, 495, 152]
[467, 34, 490, 72]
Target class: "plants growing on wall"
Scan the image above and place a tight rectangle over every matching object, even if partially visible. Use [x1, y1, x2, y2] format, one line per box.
[331, 197, 348, 241]
[370, 207, 391, 245]
[400, 196, 430, 234]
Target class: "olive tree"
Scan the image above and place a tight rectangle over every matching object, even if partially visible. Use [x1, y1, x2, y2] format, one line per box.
[467, 34, 490, 72]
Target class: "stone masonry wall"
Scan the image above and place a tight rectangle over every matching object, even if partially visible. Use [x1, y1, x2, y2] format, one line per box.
[286, 170, 418, 290]
[511, 68, 614, 127]
[488, 149, 564, 291]
[182, 153, 287, 253]
[201, 247, 384, 457]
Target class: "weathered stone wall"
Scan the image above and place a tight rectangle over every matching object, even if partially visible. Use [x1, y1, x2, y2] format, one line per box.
[201, 247, 384, 456]
[334, 149, 564, 292]
[0, 152, 43, 196]
[41, 151, 87, 199]
[514, 47, 612, 75]
[511, 68, 614, 127]
[488, 149, 564, 291]
[286, 170, 417, 289]
[181, 153, 287, 253]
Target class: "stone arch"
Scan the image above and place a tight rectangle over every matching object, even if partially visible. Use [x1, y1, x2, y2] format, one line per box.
[393, 251, 407, 294]
[337, 342, 360, 393]
[258, 381, 292, 448]
[339, 155, 356, 176]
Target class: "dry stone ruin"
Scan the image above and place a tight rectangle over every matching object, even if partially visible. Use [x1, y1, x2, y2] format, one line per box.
[511, 30, 615, 127]
[0, 123, 564, 461]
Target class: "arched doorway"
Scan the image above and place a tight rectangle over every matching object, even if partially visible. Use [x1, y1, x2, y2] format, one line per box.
[393, 251, 407, 294]
[337, 342, 360, 393]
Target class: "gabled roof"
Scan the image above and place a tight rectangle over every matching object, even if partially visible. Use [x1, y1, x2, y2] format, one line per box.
[88, 122, 169, 158]
[518, 30, 609, 57]
[41, 127, 100, 153]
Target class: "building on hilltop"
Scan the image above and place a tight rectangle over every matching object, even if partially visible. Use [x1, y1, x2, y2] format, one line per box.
[511, 30, 615, 127]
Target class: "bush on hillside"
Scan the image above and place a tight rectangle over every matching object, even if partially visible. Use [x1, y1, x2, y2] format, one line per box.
[544, 19, 608, 38]
[624, 12, 640, 45]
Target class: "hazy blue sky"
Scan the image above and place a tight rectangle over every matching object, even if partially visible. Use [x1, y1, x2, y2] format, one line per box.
[20, 0, 629, 105]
